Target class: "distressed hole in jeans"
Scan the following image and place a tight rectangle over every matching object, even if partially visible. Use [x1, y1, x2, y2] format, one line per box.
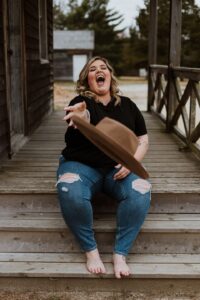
[61, 186, 69, 192]
[132, 179, 151, 195]
[56, 173, 81, 185]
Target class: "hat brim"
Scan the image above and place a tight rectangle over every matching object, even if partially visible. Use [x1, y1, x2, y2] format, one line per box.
[72, 116, 149, 179]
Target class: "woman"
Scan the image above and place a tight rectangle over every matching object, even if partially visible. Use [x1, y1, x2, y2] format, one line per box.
[56, 56, 151, 279]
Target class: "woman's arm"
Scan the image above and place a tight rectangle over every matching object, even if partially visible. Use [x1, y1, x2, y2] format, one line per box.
[134, 134, 149, 162]
[114, 134, 149, 180]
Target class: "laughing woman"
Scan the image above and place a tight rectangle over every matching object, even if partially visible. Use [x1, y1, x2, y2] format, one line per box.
[56, 56, 151, 279]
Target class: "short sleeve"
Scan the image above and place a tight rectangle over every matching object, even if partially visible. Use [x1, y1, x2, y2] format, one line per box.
[68, 95, 85, 107]
[134, 105, 147, 136]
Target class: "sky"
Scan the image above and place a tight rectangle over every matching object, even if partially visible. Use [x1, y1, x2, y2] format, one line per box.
[108, 0, 146, 30]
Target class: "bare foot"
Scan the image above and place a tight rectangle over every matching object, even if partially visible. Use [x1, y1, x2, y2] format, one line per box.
[86, 249, 106, 274]
[113, 253, 130, 279]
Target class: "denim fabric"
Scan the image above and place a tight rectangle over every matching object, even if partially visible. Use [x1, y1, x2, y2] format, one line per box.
[56, 156, 151, 256]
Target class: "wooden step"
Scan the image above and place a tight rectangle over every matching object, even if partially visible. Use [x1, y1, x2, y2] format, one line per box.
[1, 254, 200, 298]
[0, 193, 200, 214]
[0, 253, 200, 279]
[0, 213, 200, 254]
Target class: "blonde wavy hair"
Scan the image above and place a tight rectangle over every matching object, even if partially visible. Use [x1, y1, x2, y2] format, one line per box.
[76, 56, 121, 105]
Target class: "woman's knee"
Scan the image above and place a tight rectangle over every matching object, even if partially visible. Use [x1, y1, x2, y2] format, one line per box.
[127, 178, 151, 212]
[131, 178, 151, 196]
[56, 172, 91, 207]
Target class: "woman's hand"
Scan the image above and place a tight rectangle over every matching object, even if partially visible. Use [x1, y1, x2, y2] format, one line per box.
[63, 101, 90, 127]
[113, 164, 130, 180]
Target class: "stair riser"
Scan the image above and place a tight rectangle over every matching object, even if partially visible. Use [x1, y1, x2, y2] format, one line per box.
[1, 231, 200, 254]
[0, 193, 200, 213]
[1, 278, 200, 299]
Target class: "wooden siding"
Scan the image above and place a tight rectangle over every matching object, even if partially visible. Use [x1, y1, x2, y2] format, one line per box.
[0, 1, 9, 159]
[24, 0, 53, 134]
[0, 0, 54, 160]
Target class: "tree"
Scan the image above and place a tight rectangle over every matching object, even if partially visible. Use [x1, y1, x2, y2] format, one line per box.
[126, 0, 200, 69]
[181, 0, 200, 67]
[53, 0, 125, 74]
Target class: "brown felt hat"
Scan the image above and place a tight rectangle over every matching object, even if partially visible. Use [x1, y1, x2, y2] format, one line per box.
[72, 115, 149, 179]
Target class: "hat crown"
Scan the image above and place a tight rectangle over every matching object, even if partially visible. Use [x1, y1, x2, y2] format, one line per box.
[96, 118, 138, 154]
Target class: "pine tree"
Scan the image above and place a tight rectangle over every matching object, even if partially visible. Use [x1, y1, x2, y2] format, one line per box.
[126, 0, 200, 69]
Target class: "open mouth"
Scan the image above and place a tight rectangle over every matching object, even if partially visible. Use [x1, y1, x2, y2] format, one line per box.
[96, 75, 105, 85]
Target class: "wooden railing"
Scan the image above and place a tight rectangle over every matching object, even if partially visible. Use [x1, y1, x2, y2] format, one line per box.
[148, 65, 200, 157]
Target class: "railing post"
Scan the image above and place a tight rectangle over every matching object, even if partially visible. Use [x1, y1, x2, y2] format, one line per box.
[148, 66, 154, 111]
[189, 87, 196, 140]
[167, 0, 182, 131]
[148, 0, 158, 111]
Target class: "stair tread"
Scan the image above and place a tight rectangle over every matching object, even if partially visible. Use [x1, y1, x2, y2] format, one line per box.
[0, 185, 199, 193]
[2, 212, 200, 220]
[1, 252, 200, 263]
[1, 213, 200, 232]
[0, 253, 200, 278]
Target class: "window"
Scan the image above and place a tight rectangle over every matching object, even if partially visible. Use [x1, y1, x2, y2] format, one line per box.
[39, 0, 48, 61]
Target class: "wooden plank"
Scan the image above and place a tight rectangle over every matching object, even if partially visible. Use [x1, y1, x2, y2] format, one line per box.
[1, 186, 200, 194]
[3, 161, 199, 168]
[0, 177, 199, 187]
[1, 231, 200, 254]
[4, 165, 199, 172]
[1, 261, 200, 278]
[1, 253, 200, 264]
[8, 157, 195, 163]
[0, 181, 199, 194]
[0, 178, 200, 188]
[1, 217, 200, 232]
[1, 171, 200, 179]
[174, 66, 200, 81]
[2, 212, 200, 221]
[0, 192, 199, 214]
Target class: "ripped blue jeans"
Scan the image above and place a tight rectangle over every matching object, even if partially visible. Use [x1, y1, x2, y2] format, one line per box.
[56, 157, 151, 256]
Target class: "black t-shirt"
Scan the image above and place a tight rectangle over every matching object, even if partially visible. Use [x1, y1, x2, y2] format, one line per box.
[62, 95, 147, 168]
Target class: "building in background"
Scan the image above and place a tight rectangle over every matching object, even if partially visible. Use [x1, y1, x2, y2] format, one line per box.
[53, 30, 94, 81]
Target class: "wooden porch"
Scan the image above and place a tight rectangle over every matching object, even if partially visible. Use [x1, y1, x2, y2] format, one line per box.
[0, 108, 200, 297]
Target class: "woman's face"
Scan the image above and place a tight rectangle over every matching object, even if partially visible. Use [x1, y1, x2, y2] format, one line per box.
[87, 59, 111, 98]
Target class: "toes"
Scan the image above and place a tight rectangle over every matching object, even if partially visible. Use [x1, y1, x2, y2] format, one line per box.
[87, 264, 106, 275]
[96, 267, 100, 274]
[89, 267, 95, 273]
[114, 267, 130, 278]
[99, 266, 107, 274]
[124, 271, 129, 276]
[115, 270, 121, 279]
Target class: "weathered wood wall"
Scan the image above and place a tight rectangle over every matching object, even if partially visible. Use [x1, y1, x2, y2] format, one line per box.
[0, 1, 10, 159]
[24, 0, 53, 134]
[0, 0, 54, 160]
